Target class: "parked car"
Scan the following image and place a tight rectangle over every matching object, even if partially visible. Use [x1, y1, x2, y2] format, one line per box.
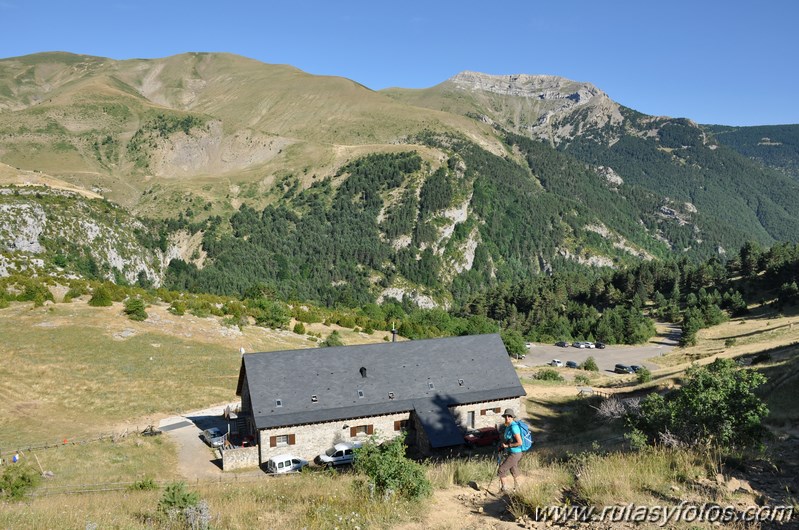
[595, 342, 606, 349]
[565, 360, 579, 369]
[550, 359, 564, 367]
[614, 364, 635, 374]
[630, 365, 643, 373]
[585, 342, 596, 349]
[525, 342, 532, 349]
[315, 442, 362, 467]
[266, 454, 308, 474]
[464, 427, 501, 448]
[201, 427, 226, 448]
[555, 341, 570, 347]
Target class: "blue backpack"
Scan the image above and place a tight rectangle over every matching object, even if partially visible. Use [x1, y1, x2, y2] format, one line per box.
[514, 420, 534, 451]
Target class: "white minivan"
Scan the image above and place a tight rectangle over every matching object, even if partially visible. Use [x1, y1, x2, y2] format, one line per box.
[316, 442, 362, 467]
[265, 454, 308, 474]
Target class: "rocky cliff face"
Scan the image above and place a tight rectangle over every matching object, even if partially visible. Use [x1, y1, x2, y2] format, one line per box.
[0, 185, 198, 285]
[448, 71, 624, 145]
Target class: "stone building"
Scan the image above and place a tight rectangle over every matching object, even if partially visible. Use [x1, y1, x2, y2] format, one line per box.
[235, 333, 525, 466]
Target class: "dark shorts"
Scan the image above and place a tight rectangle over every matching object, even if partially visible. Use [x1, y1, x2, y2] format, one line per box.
[498, 452, 523, 478]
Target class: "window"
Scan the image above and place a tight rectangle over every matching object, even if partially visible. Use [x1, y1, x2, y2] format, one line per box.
[275, 399, 282, 408]
[467, 411, 475, 429]
[458, 379, 464, 386]
[311, 395, 318, 403]
[357, 390, 364, 398]
[394, 419, 409, 431]
[269, 434, 296, 447]
[428, 382, 434, 390]
[388, 392, 395, 399]
[481, 407, 502, 415]
[350, 424, 374, 437]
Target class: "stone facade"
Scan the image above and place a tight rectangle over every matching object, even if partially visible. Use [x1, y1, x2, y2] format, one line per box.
[257, 411, 412, 464]
[256, 397, 523, 463]
[221, 446, 259, 471]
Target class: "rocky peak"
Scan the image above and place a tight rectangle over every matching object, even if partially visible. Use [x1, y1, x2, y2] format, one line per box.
[448, 71, 605, 104]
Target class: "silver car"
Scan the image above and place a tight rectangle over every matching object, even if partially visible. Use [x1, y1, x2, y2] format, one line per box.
[201, 427, 226, 448]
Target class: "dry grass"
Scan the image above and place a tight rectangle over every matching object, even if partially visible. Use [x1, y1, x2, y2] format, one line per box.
[571, 448, 710, 506]
[0, 472, 427, 530]
[655, 308, 799, 368]
[0, 300, 386, 447]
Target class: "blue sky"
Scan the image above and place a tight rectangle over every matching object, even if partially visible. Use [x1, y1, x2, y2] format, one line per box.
[2, 1, 797, 126]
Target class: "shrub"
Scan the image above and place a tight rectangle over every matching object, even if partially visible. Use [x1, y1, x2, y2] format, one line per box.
[628, 358, 768, 449]
[536, 368, 564, 382]
[169, 300, 187, 316]
[293, 322, 306, 335]
[123, 297, 148, 321]
[158, 481, 199, 512]
[581, 357, 599, 372]
[0, 463, 40, 500]
[353, 437, 431, 501]
[320, 330, 344, 348]
[724, 338, 737, 348]
[88, 285, 113, 307]
[574, 374, 591, 386]
[636, 367, 652, 384]
[128, 477, 159, 491]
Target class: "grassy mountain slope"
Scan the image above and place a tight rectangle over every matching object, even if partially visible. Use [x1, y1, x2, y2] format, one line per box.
[0, 52, 500, 216]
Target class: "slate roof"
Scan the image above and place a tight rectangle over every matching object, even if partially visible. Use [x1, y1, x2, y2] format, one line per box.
[238, 334, 525, 432]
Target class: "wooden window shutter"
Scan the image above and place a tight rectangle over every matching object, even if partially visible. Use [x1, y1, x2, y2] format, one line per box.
[288, 434, 296, 445]
[394, 420, 402, 431]
[269, 436, 277, 448]
[367, 424, 374, 435]
[480, 409, 487, 416]
[494, 407, 501, 413]
[350, 426, 357, 437]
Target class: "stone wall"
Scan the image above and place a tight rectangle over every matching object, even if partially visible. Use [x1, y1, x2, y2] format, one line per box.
[258, 411, 412, 464]
[221, 446, 259, 471]
[450, 397, 524, 431]
[256, 397, 524, 462]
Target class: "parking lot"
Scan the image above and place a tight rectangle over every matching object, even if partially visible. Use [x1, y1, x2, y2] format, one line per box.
[516, 326, 680, 375]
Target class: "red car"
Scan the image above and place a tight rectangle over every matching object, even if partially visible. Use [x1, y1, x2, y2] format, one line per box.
[464, 427, 500, 447]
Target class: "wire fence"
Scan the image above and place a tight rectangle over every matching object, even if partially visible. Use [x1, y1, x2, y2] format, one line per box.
[29, 472, 294, 497]
[1, 427, 158, 465]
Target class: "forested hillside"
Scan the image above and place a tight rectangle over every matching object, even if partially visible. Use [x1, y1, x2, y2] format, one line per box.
[2, 53, 799, 316]
[705, 123, 799, 179]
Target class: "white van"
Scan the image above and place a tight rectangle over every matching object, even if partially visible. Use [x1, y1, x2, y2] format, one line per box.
[315, 442, 362, 467]
[265, 454, 308, 474]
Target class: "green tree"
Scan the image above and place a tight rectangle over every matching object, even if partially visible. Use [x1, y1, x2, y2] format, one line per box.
[500, 329, 526, 358]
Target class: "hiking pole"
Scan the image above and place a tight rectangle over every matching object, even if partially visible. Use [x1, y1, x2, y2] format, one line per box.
[485, 444, 503, 492]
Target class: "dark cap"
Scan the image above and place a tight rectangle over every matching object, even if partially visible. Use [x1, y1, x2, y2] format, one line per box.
[501, 408, 515, 418]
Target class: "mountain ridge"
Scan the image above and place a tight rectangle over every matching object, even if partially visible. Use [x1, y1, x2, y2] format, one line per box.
[1, 52, 798, 306]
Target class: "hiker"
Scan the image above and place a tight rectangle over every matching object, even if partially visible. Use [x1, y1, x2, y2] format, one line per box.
[497, 408, 523, 492]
